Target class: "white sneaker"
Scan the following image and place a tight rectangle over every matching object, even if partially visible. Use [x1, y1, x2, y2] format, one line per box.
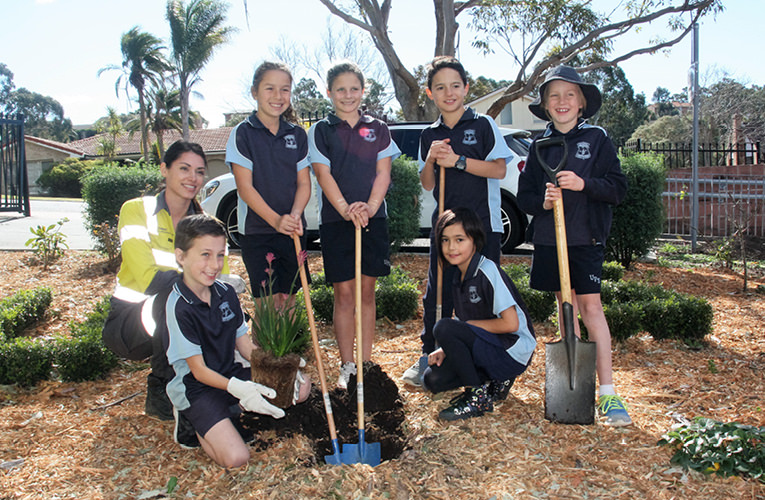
[337, 361, 357, 390]
[401, 355, 428, 387]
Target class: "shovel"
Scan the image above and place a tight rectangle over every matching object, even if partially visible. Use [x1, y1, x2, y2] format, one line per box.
[536, 136, 597, 425]
[435, 164, 445, 323]
[292, 234, 342, 465]
[339, 224, 381, 466]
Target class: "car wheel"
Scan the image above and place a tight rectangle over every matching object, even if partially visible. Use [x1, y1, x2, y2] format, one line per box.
[500, 198, 525, 254]
[219, 195, 241, 249]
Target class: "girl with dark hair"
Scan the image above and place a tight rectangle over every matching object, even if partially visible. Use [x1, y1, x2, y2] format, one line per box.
[423, 207, 536, 421]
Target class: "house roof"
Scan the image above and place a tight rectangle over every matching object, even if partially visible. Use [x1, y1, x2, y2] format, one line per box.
[25, 135, 85, 156]
[468, 87, 534, 107]
[66, 128, 233, 158]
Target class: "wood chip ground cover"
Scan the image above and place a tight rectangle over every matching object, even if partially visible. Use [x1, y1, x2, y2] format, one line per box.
[0, 250, 763, 499]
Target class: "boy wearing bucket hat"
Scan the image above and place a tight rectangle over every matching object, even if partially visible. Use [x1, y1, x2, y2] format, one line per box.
[517, 65, 631, 426]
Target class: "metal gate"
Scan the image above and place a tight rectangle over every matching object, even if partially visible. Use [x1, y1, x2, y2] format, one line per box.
[0, 114, 30, 215]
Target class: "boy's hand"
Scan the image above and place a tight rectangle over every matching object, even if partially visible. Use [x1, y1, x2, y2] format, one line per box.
[428, 348, 445, 367]
[556, 171, 585, 191]
[427, 139, 452, 166]
[227, 378, 285, 419]
[543, 182, 562, 210]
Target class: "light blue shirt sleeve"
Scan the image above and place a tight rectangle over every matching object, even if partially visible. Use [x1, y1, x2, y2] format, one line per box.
[485, 118, 514, 165]
[378, 137, 401, 162]
[307, 124, 330, 170]
[165, 291, 203, 365]
[225, 123, 253, 171]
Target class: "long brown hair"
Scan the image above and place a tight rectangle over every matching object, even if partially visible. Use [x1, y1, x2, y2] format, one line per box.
[252, 61, 299, 124]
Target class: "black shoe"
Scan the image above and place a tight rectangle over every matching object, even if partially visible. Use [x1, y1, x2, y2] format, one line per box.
[173, 407, 200, 449]
[488, 378, 515, 403]
[145, 374, 174, 421]
[438, 385, 493, 421]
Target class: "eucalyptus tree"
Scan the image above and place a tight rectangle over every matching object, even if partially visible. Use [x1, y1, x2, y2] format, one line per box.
[166, 0, 235, 140]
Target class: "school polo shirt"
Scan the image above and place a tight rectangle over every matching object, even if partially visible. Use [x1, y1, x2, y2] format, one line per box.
[452, 253, 536, 366]
[225, 112, 310, 235]
[164, 279, 248, 410]
[308, 112, 401, 225]
[418, 107, 513, 233]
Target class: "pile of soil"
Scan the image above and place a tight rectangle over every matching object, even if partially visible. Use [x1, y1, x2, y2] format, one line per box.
[241, 362, 407, 463]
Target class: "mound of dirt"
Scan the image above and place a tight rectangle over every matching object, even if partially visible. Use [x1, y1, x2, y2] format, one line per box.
[241, 362, 407, 463]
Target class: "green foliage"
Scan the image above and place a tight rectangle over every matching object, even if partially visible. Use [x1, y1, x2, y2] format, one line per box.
[81, 164, 163, 254]
[501, 264, 556, 324]
[601, 302, 644, 342]
[0, 288, 53, 342]
[659, 417, 765, 482]
[55, 331, 119, 383]
[601, 260, 625, 282]
[606, 153, 666, 269]
[37, 158, 99, 197]
[642, 294, 713, 342]
[297, 275, 335, 323]
[25, 218, 69, 269]
[375, 267, 419, 322]
[387, 155, 422, 253]
[250, 254, 309, 357]
[0, 337, 53, 387]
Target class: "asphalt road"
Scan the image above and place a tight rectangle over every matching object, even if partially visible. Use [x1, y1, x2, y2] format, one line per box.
[0, 199, 94, 250]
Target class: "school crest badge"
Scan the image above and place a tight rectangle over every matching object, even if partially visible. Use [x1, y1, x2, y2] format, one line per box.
[575, 141, 591, 160]
[284, 134, 297, 149]
[463, 129, 477, 145]
[359, 128, 377, 142]
[219, 301, 235, 322]
[468, 285, 481, 304]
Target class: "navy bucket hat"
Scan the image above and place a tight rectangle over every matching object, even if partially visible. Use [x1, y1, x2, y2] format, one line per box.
[528, 65, 602, 120]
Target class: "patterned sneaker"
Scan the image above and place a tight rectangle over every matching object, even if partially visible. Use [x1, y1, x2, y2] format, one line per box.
[401, 355, 428, 387]
[438, 385, 494, 421]
[337, 361, 357, 390]
[173, 407, 200, 449]
[597, 395, 633, 427]
[487, 378, 516, 403]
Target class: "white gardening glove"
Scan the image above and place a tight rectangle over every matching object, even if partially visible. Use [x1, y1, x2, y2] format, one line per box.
[292, 357, 307, 405]
[227, 377, 285, 419]
[218, 273, 247, 294]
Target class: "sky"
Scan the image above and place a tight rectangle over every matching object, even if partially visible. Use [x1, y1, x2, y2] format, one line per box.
[1, 0, 759, 129]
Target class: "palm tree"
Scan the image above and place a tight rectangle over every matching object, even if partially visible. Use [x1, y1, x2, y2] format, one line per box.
[99, 27, 169, 162]
[166, 0, 234, 140]
[146, 82, 183, 159]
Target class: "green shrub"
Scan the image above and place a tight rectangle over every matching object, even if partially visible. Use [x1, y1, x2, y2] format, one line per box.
[37, 158, 99, 197]
[0, 338, 53, 386]
[297, 273, 334, 323]
[503, 262, 531, 282]
[387, 155, 422, 253]
[55, 296, 118, 382]
[81, 163, 163, 254]
[0, 288, 53, 342]
[659, 417, 765, 482]
[25, 218, 69, 270]
[601, 261, 625, 282]
[601, 302, 644, 342]
[606, 153, 666, 269]
[500, 264, 556, 324]
[376, 267, 419, 322]
[643, 294, 713, 341]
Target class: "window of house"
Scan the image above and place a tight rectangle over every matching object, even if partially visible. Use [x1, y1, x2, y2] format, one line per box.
[499, 104, 513, 125]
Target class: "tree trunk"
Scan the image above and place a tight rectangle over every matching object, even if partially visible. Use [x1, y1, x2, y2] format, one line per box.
[180, 79, 190, 141]
[433, 0, 457, 57]
[137, 89, 150, 163]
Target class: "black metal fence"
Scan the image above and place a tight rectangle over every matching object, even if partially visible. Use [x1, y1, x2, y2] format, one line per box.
[623, 139, 762, 169]
[299, 108, 391, 128]
[0, 114, 30, 215]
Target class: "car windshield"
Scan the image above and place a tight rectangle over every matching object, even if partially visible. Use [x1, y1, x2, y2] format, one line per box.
[506, 135, 530, 157]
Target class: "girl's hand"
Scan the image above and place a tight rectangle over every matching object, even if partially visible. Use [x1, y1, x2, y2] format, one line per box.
[543, 182, 561, 210]
[289, 212, 304, 236]
[275, 214, 300, 235]
[348, 201, 369, 228]
[556, 171, 585, 191]
[428, 348, 445, 367]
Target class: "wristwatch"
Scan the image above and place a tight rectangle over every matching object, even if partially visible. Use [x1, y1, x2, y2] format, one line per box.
[455, 155, 467, 171]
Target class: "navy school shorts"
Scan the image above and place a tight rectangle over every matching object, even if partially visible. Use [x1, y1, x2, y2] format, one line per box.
[319, 218, 391, 283]
[529, 244, 605, 294]
[239, 232, 310, 297]
[181, 364, 251, 438]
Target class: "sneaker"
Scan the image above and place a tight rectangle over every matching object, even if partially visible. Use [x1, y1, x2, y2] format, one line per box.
[487, 378, 515, 403]
[337, 362, 357, 390]
[597, 395, 633, 427]
[438, 385, 494, 421]
[173, 407, 200, 449]
[145, 374, 174, 421]
[401, 355, 428, 387]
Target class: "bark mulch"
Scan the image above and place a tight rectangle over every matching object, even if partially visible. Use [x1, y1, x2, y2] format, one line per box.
[0, 250, 763, 499]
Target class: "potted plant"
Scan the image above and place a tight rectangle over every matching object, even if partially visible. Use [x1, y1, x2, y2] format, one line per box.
[249, 252, 310, 409]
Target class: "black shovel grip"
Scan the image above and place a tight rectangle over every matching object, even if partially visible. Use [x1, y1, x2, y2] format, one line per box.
[534, 136, 568, 185]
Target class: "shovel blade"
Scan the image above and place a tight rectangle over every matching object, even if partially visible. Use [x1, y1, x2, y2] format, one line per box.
[324, 438, 342, 465]
[544, 337, 597, 424]
[339, 430, 381, 466]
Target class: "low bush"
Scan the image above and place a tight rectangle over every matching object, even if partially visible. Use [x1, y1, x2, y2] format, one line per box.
[501, 264, 556, 324]
[297, 273, 334, 323]
[37, 158, 99, 197]
[0, 288, 53, 342]
[387, 156, 422, 253]
[0, 338, 53, 387]
[643, 294, 713, 341]
[601, 260, 625, 282]
[601, 302, 644, 342]
[55, 296, 118, 382]
[376, 267, 419, 322]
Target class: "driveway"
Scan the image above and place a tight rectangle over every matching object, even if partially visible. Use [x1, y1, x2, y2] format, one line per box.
[0, 199, 94, 250]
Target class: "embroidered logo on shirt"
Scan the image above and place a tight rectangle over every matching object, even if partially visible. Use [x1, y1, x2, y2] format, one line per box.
[463, 129, 477, 145]
[284, 135, 297, 149]
[219, 301, 235, 322]
[359, 128, 376, 142]
[575, 141, 591, 160]
[468, 285, 481, 304]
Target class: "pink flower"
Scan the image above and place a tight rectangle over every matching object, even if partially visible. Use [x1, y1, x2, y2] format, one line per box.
[265, 267, 273, 276]
[298, 250, 308, 267]
[260, 280, 266, 289]
[266, 252, 275, 265]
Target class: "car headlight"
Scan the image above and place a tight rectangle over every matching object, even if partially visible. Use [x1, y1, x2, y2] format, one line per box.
[201, 180, 220, 201]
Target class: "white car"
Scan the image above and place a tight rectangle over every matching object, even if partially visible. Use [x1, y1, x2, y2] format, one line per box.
[200, 123, 531, 253]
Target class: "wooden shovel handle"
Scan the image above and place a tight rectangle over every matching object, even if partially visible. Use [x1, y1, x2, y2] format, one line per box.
[552, 198, 573, 308]
[435, 165, 445, 322]
[354, 225, 364, 431]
